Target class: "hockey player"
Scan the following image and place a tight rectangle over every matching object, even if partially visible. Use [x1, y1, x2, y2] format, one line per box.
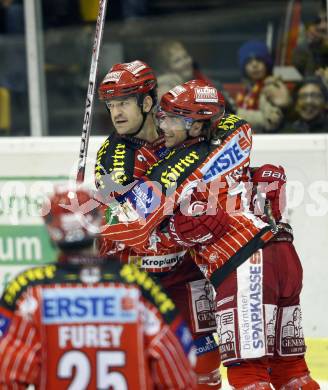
[101, 79, 273, 259]
[95, 60, 162, 193]
[102, 80, 319, 389]
[95, 61, 222, 389]
[0, 186, 197, 390]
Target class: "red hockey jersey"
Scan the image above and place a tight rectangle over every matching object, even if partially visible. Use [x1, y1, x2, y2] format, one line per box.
[0, 259, 196, 389]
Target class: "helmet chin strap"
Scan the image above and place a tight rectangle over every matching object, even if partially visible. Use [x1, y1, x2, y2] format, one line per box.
[125, 94, 152, 138]
[128, 110, 148, 137]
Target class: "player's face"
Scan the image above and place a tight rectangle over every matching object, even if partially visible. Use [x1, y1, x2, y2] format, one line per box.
[296, 83, 326, 122]
[168, 44, 193, 81]
[158, 114, 188, 147]
[245, 58, 267, 81]
[106, 96, 143, 135]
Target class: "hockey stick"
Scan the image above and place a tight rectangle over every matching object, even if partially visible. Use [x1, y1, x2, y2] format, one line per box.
[76, 0, 108, 183]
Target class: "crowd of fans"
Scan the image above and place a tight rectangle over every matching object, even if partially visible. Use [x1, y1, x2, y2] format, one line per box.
[0, 0, 327, 135]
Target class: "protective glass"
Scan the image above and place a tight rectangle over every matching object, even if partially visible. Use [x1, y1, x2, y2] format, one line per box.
[156, 110, 192, 130]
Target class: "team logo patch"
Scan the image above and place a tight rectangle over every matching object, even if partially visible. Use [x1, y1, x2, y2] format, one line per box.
[194, 87, 218, 103]
[0, 313, 11, 338]
[265, 304, 277, 355]
[216, 309, 237, 361]
[103, 71, 123, 83]
[80, 266, 101, 284]
[189, 279, 217, 333]
[279, 305, 306, 356]
[126, 179, 161, 219]
[169, 85, 187, 97]
[123, 60, 146, 75]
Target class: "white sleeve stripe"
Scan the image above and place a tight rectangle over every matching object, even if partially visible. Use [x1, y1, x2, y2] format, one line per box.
[0, 321, 20, 381]
[150, 327, 182, 387]
[219, 236, 237, 252]
[166, 331, 191, 383]
[158, 358, 174, 387]
[152, 362, 161, 388]
[226, 231, 243, 247]
[21, 342, 41, 381]
[230, 224, 248, 242]
[159, 341, 187, 388]
[230, 215, 256, 238]
[156, 343, 180, 387]
[11, 327, 36, 380]
[155, 330, 190, 389]
[16, 317, 27, 340]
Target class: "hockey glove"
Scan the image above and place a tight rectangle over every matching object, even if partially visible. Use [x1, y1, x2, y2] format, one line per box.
[252, 164, 286, 222]
[167, 204, 230, 247]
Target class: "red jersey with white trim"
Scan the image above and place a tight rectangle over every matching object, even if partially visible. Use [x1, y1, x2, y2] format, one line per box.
[100, 114, 274, 282]
[0, 260, 196, 390]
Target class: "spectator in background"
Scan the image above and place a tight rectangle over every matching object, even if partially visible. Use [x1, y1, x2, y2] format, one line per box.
[289, 76, 328, 133]
[157, 72, 183, 99]
[293, 1, 328, 77]
[154, 40, 205, 82]
[236, 40, 291, 133]
[154, 39, 236, 112]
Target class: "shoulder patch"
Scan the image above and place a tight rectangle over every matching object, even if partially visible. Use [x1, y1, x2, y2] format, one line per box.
[1, 265, 57, 309]
[217, 114, 247, 132]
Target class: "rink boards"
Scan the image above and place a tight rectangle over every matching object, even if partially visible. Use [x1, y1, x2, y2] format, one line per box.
[0, 135, 327, 384]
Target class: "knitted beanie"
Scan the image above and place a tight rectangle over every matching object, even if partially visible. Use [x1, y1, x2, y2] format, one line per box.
[238, 40, 273, 74]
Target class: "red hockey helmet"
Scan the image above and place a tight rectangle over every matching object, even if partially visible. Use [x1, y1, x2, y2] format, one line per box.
[160, 79, 225, 122]
[43, 187, 101, 248]
[98, 60, 157, 101]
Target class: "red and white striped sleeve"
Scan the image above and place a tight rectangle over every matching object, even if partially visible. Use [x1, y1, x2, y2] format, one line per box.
[0, 309, 41, 389]
[149, 325, 197, 390]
